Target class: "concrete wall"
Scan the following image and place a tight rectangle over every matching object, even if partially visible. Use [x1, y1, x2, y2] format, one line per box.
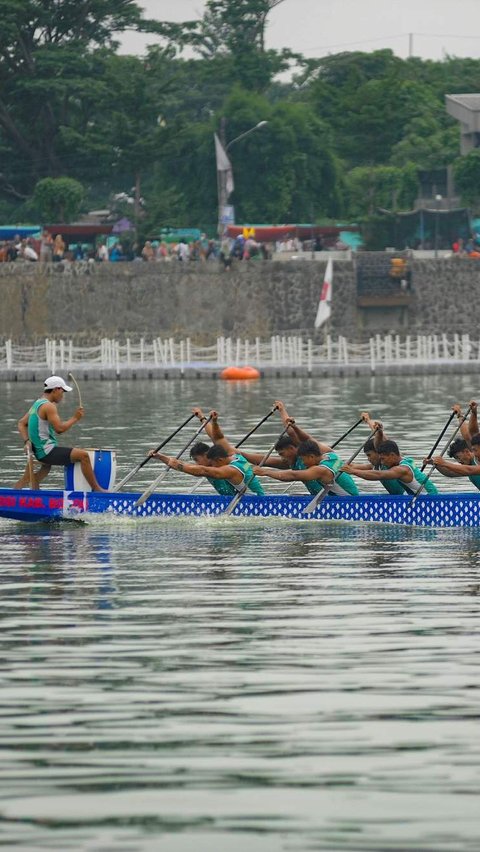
[0, 257, 479, 342]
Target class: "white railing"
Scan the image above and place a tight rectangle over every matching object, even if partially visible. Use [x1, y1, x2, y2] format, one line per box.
[1, 333, 478, 373]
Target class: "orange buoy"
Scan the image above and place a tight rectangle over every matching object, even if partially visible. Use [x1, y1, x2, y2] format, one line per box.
[220, 365, 260, 381]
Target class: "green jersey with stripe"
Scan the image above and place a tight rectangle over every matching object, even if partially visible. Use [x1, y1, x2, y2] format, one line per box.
[467, 460, 480, 490]
[397, 457, 438, 495]
[207, 453, 265, 496]
[377, 457, 414, 495]
[294, 453, 359, 496]
[28, 398, 57, 460]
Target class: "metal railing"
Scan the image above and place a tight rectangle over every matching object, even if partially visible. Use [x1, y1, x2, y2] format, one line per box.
[0, 333, 478, 373]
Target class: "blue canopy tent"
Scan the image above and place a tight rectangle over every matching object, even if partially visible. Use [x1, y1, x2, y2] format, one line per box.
[0, 226, 42, 241]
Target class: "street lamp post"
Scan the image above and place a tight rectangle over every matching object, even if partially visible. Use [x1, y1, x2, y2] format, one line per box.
[434, 193, 442, 258]
[217, 120, 268, 235]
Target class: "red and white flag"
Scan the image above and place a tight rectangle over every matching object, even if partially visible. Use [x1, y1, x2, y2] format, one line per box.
[314, 258, 333, 329]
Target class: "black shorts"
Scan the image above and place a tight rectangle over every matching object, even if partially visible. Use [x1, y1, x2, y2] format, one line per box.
[36, 446, 73, 466]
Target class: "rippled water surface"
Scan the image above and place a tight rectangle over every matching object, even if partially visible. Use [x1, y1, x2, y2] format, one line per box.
[1, 376, 480, 851]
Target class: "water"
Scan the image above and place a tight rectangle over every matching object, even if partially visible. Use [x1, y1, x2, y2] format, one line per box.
[1, 376, 480, 851]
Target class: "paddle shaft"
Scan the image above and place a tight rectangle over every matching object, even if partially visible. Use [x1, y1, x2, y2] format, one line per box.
[223, 424, 291, 517]
[26, 444, 35, 490]
[67, 372, 83, 408]
[413, 408, 471, 500]
[419, 410, 457, 473]
[134, 415, 213, 507]
[331, 418, 363, 450]
[115, 413, 197, 491]
[235, 406, 278, 448]
[302, 427, 378, 515]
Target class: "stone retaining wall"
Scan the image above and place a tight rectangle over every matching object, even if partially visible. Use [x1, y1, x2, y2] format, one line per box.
[0, 257, 479, 343]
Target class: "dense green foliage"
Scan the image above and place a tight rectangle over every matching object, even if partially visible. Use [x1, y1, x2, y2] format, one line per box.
[0, 0, 478, 229]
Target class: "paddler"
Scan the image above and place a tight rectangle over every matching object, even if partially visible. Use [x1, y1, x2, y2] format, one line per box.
[424, 434, 480, 489]
[15, 375, 107, 492]
[343, 440, 439, 494]
[149, 443, 265, 496]
[253, 439, 360, 496]
[348, 412, 413, 495]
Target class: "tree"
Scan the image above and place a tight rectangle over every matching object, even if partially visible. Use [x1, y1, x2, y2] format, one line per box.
[32, 177, 85, 221]
[346, 165, 418, 217]
[0, 0, 158, 197]
[453, 151, 480, 208]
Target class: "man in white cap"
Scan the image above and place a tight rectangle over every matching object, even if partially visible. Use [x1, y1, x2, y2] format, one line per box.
[15, 376, 106, 491]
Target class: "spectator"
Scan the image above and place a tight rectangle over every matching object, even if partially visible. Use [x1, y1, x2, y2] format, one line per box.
[141, 240, 155, 261]
[96, 241, 109, 262]
[39, 230, 53, 263]
[53, 234, 66, 262]
[23, 238, 38, 262]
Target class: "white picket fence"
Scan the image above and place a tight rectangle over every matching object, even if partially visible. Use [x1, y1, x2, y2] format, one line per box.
[0, 333, 478, 372]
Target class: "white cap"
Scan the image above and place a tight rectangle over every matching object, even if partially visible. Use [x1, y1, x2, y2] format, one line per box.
[44, 375, 73, 392]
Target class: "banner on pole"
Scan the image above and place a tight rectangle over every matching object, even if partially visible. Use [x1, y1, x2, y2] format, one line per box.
[314, 258, 333, 329]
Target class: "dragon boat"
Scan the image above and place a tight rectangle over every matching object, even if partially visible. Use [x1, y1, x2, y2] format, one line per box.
[1, 487, 480, 527]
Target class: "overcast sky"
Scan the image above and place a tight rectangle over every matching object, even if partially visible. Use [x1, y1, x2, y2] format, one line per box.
[120, 0, 480, 63]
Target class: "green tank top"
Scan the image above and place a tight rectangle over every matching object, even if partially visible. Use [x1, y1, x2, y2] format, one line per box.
[294, 453, 359, 496]
[467, 461, 480, 490]
[28, 398, 57, 459]
[398, 457, 438, 495]
[377, 457, 414, 495]
[207, 453, 265, 496]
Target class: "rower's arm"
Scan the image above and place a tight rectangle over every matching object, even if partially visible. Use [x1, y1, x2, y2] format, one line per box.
[342, 464, 411, 483]
[452, 404, 471, 443]
[44, 401, 82, 434]
[17, 411, 29, 443]
[348, 462, 373, 470]
[238, 449, 287, 468]
[361, 412, 386, 447]
[469, 401, 479, 437]
[253, 464, 332, 485]
[431, 456, 480, 477]
[208, 411, 235, 452]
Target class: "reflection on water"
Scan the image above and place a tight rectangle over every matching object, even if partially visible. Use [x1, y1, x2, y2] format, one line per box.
[1, 378, 480, 850]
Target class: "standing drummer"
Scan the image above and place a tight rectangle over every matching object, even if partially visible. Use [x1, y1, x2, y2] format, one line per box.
[14, 375, 106, 491]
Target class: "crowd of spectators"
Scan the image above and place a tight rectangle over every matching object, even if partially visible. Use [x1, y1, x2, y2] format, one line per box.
[0, 229, 338, 268]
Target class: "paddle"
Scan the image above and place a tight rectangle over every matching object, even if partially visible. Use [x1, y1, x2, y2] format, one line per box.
[223, 424, 291, 517]
[235, 405, 279, 448]
[331, 417, 363, 450]
[114, 413, 197, 492]
[302, 427, 378, 515]
[412, 407, 471, 501]
[134, 415, 213, 507]
[418, 410, 457, 475]
[26, 442, 35, 490]
[67, 371, 83, 408]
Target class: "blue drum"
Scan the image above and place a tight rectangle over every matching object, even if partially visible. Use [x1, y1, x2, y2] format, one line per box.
[65, 450, 116, 492]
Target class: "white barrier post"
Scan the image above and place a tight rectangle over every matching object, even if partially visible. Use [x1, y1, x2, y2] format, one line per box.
[115, 341, 120, 375]
[442, 333, 449, 360]
[307, 339, 313, 375]
[169, 337, 175, 366]
[244, 339, 249, 365]
[68, 340, 73, 367]
[186, 337, 192, 365]
[5, 340, 12, 368]
[327, 334, 332, 361]
[140, 337, 145, 366]
[369, 337, 375, 374]
[180, 340, 185, 376]
[153, 339, 159, 366]
[256, 336, 261, 366]
[126, 338, 131, 366]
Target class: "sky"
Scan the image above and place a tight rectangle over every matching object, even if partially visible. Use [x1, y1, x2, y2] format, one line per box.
[120, 0, 480, 63]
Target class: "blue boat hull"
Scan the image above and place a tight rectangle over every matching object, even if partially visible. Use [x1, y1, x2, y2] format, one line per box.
[1, 487, 480, 527]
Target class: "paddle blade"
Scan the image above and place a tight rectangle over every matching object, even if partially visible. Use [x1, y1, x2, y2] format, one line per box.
[302, 487, 328, 514]
[134, 466, 171, 508]
[223, 487, 247, 517]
